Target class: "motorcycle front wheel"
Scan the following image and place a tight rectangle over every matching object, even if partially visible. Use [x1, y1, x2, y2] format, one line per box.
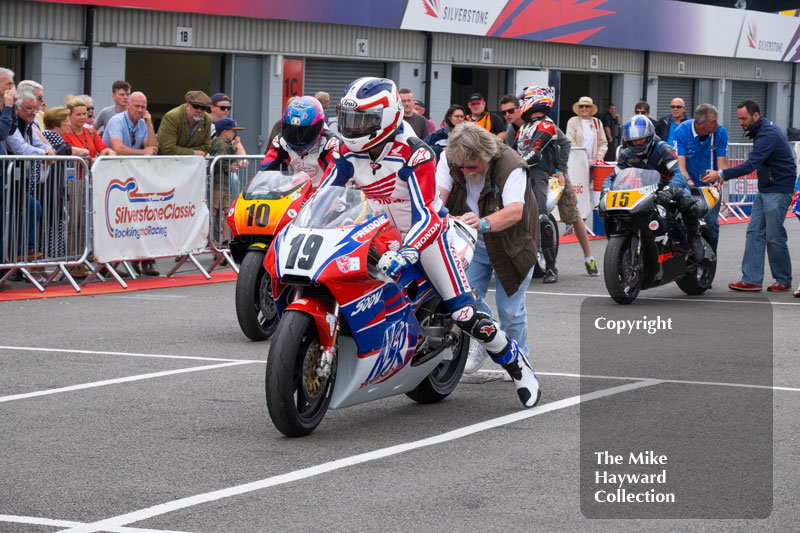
[676, 227, 717, 295]
[604, 235, 642, 304]
[266, 310, 334, 437]
[235, 249, 278, 341]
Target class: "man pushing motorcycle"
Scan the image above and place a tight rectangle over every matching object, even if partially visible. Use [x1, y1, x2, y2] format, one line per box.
[318, 77, 540, 408]
[602, 115, 705, 261]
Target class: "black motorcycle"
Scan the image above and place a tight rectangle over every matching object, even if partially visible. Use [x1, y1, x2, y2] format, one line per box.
[598, 168, 719, 304]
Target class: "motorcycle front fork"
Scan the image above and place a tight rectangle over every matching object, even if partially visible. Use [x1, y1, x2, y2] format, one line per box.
[317, 301, 339, 379]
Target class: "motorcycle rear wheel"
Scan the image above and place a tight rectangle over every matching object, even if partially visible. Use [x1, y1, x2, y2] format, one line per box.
[676, 227, 717, 295]
[406, 298, 469, 404]
[604, 235, 642, 304]
[266, 311, 333, 437]
[532, 214, 560, 278]
[235, 250, 278, 341]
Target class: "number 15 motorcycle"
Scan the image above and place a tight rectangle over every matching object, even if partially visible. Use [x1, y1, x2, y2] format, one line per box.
[263, 186, 475, 437]
[598, 168, 719, 304]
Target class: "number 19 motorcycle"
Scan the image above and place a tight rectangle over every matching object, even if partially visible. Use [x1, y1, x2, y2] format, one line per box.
[226, 171, 312, 340]
[263, 186, 475, 437]
[598, 168, 719, 304]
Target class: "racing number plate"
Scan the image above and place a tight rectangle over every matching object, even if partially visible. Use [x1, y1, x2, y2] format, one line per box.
[605, 190, 645, 210]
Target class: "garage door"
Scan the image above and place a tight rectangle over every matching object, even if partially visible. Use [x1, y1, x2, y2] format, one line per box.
[304, 58, 386, 107]
[729, 81, 768, 143]
[657, 77, 694, 119]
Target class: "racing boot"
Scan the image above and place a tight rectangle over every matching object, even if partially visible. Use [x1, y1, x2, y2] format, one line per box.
[490, 337, 541, 408]
[687, 225, 704, 262]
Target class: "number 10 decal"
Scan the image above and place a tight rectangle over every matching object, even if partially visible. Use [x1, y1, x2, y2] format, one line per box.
[285, 233, 324, 270]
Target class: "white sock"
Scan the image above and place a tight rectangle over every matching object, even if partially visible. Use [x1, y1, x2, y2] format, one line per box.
[585, 256, 594, 262]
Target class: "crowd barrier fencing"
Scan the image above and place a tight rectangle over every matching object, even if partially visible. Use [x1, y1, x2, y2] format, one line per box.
[0, 155, 93, 292]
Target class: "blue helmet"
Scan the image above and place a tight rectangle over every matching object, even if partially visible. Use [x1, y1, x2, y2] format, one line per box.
[623, 115, 655, 157]
[282, 96, 325, 155]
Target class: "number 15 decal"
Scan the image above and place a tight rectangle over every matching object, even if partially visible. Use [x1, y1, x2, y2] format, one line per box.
[285, 233, 324, 270]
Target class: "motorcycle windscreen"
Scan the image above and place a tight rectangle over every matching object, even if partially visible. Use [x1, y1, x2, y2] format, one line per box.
[294, 185, 382, 229]
[609, 168, 661, 191]
[243, 170, 311, 200]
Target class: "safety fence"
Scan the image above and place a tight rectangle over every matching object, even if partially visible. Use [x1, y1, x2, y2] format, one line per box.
[1, 154, 264, 293]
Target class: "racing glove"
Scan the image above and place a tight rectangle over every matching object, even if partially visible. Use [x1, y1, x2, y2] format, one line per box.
[655, 186, 675, 206]
[377, 246, 420, 278]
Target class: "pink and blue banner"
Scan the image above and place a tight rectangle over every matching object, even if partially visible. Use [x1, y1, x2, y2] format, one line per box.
[37, 0, 800, 62]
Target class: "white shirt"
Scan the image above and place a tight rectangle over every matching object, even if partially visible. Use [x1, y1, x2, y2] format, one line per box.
[581, 119, 595, 158]
[435, 151, 526, 247]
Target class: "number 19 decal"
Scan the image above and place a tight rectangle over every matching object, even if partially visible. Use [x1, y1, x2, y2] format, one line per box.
[285, 233, 324, 270]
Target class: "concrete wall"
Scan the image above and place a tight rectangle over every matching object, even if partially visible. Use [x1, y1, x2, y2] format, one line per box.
[90, 46, 127, 111]
[612, 74, 644, 123]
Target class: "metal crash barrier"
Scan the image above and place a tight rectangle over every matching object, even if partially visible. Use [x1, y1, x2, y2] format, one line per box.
[1, 155, 92, 292]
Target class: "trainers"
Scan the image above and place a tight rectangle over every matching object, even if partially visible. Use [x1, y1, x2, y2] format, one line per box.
[585, 259, 599, 276]
[767, 283, 792, 292]
[728, 281, 762, 291]
[463, 340, 489, 375]
[543, 268, 558, 284]
[502, 349, 541, 408]
[141, 260, 160, 277]
[794, 287, 800, 298]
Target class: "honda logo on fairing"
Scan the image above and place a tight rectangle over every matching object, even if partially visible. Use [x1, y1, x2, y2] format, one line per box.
[341, 99, 358, 110]
[352, 289, 383, 315]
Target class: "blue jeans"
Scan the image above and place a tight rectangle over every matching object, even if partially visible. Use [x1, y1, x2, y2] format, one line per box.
[704, 200, 721, 250]
[466, 245, 534, 356]
[741, 192, 792, 286]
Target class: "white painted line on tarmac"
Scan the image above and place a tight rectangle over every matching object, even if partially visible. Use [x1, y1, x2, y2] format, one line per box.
[0, 514, 190, 533]
[490, 288, 800, 306]
[0, 345, 257, 364]
[479, 369, 800, 392]
[0, 361, 259, 403]
[57, 379, 661, 533]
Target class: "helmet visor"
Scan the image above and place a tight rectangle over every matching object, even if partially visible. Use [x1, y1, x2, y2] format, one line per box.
[282, 120, 323, 151]
[338, 108, 383, 139]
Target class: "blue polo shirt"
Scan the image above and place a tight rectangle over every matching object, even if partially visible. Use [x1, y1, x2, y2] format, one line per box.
[102, 111, 148, 149]
[674, 119, 728, 186]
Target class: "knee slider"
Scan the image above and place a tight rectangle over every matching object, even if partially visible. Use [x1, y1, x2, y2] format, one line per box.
[450, 305, 498, 343]
[540, 215, 556, 247]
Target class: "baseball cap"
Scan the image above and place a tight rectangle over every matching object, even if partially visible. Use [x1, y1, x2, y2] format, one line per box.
[215, 118, 244, 133]
[468, 93, 484, 104]
[184, 90, 212, 107]
[211, 92, 230, 105]
[414, 99, 425, 108]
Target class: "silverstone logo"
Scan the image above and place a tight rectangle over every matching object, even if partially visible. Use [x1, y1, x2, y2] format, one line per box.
[421, 0, 490, 24]
[746, 22, 783, 53]
[105, 177, 195, 239]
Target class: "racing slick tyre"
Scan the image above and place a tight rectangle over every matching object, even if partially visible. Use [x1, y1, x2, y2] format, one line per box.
[676, 226, 716, 296]
[235, 249, 278, 341]
[532, 214, 560, 278]
[604, 235, 642, 305]
[406, 297, 469, 404]
[266, 310, 334, 437]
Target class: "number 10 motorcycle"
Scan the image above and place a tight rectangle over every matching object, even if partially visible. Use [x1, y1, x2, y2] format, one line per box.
[226, 171, 313, 340]
[598, 168, 719, 304]
[263, 186, 475, 437]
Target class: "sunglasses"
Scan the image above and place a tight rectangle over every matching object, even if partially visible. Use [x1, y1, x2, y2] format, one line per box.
[451, 114, 465, 119]
[501, 108, 517, 115]
[670, 105, 684, 109]
[86, 106, 94, 111]
[578, 105, 592, 109]
[216, 105, 231, 111]
[190, 103, 211, 112]
[459, 163, 482, 171]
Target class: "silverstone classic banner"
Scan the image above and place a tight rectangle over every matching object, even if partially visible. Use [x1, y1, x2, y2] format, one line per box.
[38, 0, 800, 62]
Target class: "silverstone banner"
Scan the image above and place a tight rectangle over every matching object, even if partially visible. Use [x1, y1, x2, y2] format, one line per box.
[38, 0, 800, 63]
[92, 156, 209, 263]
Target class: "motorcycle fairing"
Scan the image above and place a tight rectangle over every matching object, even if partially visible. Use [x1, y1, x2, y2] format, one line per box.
[227, 171, 311, 238]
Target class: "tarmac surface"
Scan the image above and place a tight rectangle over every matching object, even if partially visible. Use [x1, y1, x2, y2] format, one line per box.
[1, 220, 798, 532]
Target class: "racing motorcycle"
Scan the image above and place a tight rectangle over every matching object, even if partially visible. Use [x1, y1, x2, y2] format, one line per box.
[533, 172, 564, 277]
[598, 168, 719, 304]
[264, 185, 475, 437]
[226, 170, 313, 340]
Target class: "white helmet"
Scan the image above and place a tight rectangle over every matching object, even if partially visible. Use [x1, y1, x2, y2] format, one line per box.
[337, 77, 403, 153]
